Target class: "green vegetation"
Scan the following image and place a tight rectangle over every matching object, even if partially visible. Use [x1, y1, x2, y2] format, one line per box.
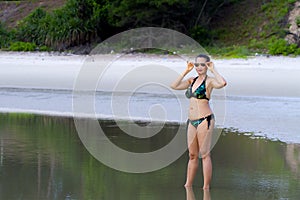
[296, 16, 300, 27]
[268, 38, 300, 56]
[207, 45, 252, 59]
[14, 0, 107, 51]
[0, 0, 299, 57]
[0, 22, 14, 48]
[210, 0, 299, 57]
[9, 41, 36, 51]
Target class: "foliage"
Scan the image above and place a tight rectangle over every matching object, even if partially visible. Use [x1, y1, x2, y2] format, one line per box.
[206, 45, 252, 58]
[1, 0, 299, 56]
[15, 0, 108, 51]
[16, 8, 47, 45]
[107, 0, 190, 31]
[0, 22, 14, 48]
[9, 41, 37, 51]
[268, 38, 300, 55]
[8, 0, 243, 51]
[296, 16, 300, 27]
[189, 26, 213, 46]
[107, 0, 242, 32]
[211, 0, 297, 51]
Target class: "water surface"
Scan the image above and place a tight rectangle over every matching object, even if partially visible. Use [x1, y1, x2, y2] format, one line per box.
[0, 114, 299, 199]
[1, 88, 300, 143]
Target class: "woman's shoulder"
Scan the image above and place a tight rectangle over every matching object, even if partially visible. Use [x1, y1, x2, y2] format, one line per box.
[206, 75, 215, 85]
[187, 76, 197, 84]
[206, 75, 213, 81]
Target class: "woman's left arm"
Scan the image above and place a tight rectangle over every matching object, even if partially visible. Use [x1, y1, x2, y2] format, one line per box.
[206, 62, 227, 89]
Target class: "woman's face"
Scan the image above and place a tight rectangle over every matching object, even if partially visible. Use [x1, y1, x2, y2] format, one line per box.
[194, 57, 208, 75]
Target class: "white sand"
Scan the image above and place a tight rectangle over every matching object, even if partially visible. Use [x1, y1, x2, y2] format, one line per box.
[0, 51, 299, 97]
[0, 52, 300, 143]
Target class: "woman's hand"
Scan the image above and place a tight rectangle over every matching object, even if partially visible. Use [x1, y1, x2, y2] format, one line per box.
[207, 61, 227, 88]
[170, 62, 193, 90]
[185, 61, 194, 73]
[206, 62, 214, 72]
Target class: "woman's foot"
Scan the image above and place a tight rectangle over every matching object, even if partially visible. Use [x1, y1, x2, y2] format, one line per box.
[184, 183, 192, 187]
[202, 185, 210, 190]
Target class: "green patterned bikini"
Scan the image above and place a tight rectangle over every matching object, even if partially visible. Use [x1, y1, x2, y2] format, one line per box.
[185, 75, 214, 129]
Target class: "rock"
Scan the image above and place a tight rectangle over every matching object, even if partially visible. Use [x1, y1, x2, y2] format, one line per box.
[285, 2, 300, 45]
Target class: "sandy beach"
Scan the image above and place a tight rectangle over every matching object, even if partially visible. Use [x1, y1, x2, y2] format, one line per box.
[0, 52, 300, 199]
[0, 51, 300, 143]
[0, 51, 299, 96]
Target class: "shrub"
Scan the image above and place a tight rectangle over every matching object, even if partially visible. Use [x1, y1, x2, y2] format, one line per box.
[189, 26, 214, 46]
[15, 0, 105, 51]
[0, 22, 14, 48]
[206, 45, 252, 58]
[296, 16, 300, 27]
[37, 45, 51, 51]
[16, 8, 47, 45]
[268, 38, 299, 55]
[9, 42, 37, 51]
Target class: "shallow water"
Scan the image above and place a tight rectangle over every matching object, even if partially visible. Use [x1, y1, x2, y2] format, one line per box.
[0, 114, 299, 200]
[1, 88, 300, 143]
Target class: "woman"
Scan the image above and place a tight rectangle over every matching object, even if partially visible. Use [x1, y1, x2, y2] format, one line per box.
[171, 54, 226, 189]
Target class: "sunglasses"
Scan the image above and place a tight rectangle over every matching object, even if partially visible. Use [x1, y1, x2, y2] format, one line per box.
[194, 63, 206, 67]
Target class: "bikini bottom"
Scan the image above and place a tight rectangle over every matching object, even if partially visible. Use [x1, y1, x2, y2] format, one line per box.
[187, 114, 214, 130]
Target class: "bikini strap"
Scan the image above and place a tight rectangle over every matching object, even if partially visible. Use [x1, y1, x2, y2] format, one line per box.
[204, 75, 208, 81]
[190, 76, 198, 86]
[205, 114, 214, 129]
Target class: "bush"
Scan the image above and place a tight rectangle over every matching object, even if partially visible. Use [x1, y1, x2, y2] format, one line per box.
[206, 45, 252, 58]
[296, 16, 300, 27]
[189, 26, 212, 46]
[15, 0, 106, 51]
[268, 38, 299, 55]
[16, 8, 47, 45]
[9, 42, 37, 51]
[37, 45, 51, 51]
[0, 22, 14, 48]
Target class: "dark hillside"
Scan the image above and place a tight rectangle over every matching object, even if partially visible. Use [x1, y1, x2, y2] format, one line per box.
[0, 0, 66, 28]
[210, 0, 294, 46]
[0, 0, 298, 55]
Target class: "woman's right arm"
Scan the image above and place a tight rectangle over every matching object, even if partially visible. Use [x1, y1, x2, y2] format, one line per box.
[170, 62, 194, 90]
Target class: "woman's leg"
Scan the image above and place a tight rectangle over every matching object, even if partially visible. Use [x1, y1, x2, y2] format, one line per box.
[202, 154, 212, 190]
[185, 123, 199, 187]
[197, 119, 215, 189]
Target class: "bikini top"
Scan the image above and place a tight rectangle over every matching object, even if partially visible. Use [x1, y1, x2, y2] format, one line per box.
[185, 76, 209, 100]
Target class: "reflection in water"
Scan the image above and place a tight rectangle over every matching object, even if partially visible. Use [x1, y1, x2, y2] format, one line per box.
[0, 139, 3, 166]
[203, 189, 211, 200]
[0, 114, 300, 199]
[186, 187, 196, 200]
[185, 187, 210, 200]
[286, 144, 300, 176]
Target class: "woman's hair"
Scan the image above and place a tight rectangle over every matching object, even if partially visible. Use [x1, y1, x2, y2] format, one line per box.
[195, 54, 210, 62]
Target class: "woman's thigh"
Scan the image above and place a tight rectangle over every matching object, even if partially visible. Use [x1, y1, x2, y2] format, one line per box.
[196, 119, 215, 157]
[187, 123, 199, 155]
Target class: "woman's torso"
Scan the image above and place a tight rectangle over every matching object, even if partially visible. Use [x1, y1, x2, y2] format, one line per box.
[186, 76, 213, 120]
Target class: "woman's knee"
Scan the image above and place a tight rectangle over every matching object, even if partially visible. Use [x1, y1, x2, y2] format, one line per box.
[189, 152, 199, 160]
[201, 152, 211, 160]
